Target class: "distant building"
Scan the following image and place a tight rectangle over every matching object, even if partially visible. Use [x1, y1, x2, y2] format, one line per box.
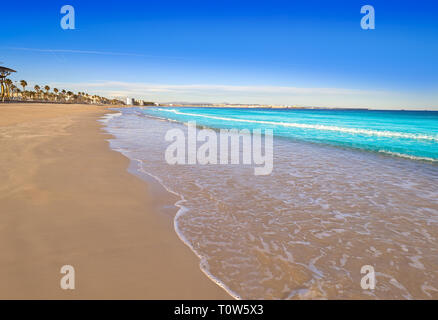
[126, 98, 134, 105]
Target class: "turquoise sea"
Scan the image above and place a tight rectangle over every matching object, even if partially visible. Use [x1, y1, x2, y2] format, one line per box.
[103, 107, 438, 299]
[143, 107, 438, 162]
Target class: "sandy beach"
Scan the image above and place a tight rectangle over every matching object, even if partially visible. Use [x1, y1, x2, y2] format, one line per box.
[0, 103, 230, 299]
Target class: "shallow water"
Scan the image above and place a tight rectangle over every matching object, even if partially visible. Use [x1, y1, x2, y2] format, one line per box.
[103, 108, 438, 299]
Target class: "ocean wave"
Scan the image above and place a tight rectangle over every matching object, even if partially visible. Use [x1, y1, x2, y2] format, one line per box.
[132, 159, 242, 300]
[156, 108, 438, 142]
[378, 150, 438, 162]
[100, 112, 122, 123]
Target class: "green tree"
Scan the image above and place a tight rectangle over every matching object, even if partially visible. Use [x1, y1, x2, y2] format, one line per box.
[20, 80, 27, 91]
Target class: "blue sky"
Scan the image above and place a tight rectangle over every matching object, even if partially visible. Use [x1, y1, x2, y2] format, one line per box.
[1, 0, 437, 109]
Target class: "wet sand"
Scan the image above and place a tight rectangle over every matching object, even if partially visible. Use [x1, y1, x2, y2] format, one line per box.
[0, 103, 230, 299]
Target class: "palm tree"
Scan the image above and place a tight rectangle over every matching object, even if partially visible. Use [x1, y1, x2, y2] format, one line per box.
[61, 89, 66, 102]
[19, 80, 27, 100]
[53, 88, 59, 101]
[20, 80, 27, 91]
[4, 79, 13, 99]
[67, 91, 73, 102]
[34, 85, 40, 100]
[44, 85, 50, 101]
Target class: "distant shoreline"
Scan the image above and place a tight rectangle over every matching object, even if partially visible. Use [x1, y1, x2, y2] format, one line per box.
[1, 100, 435, 112]
[147, 105, 438, 112]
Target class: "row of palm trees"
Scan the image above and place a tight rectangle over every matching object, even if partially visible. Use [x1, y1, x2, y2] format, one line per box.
[6, 79, 123, 105]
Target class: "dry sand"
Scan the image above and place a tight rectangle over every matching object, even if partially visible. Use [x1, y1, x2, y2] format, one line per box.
[0, 103, 230, 299]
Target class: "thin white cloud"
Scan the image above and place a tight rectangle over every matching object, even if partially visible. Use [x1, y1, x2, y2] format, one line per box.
[52, 80, 387, 96]
[35, 79, 435, 109]
[3, 47, 184, 59]
[47, 80, 427, 109]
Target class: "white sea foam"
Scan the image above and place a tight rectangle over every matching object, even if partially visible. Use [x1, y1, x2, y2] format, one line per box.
[157, 108, 438, 142]
[377, 150, 438, 162]
[116, 155, 241, 300]
[99, 111, 122, 123]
